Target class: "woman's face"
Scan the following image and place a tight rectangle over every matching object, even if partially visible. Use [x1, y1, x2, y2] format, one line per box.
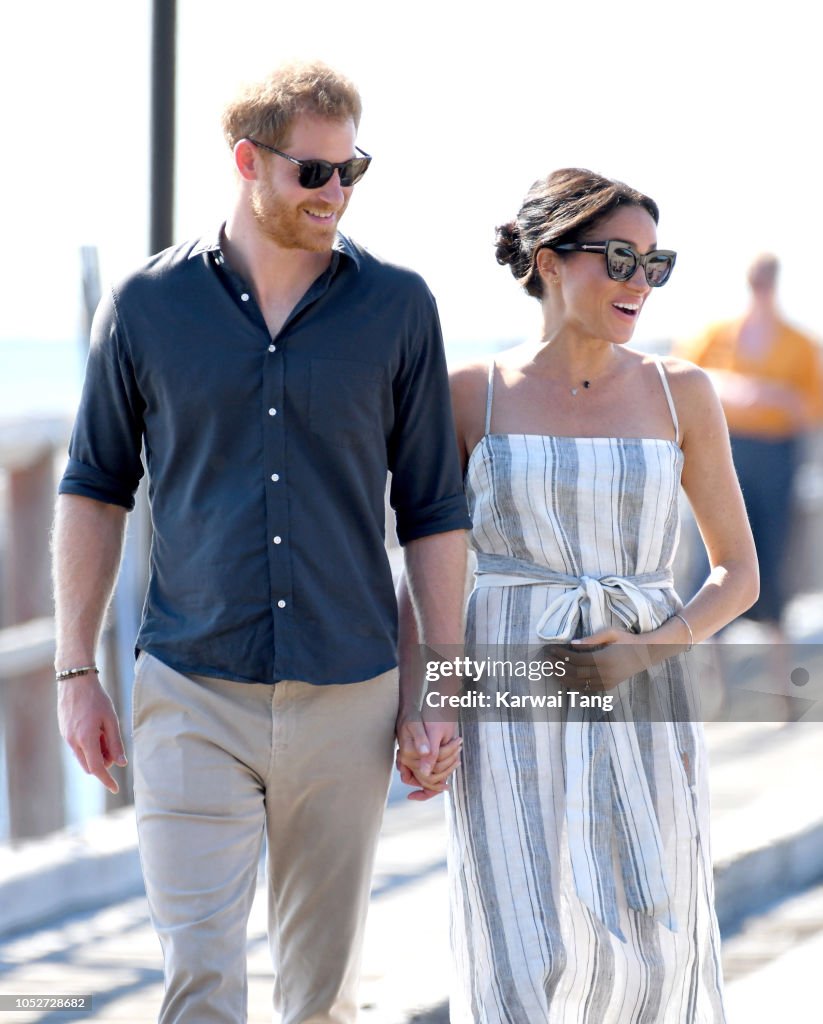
[545, 204, 662, 344]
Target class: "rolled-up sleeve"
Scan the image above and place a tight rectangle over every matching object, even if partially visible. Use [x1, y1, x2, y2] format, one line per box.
[388, 284, 470, 545]
[58, 288, 145, 509]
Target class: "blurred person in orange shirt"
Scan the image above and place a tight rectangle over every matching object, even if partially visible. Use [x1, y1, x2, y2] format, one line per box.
[678, 253, 823, 637]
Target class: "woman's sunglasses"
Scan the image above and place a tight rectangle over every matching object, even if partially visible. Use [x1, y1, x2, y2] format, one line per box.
[246, 138, 372, 189]
[551, 239, 677, 287]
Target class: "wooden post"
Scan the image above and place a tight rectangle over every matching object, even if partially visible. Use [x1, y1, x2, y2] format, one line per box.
[150, 0, 176, 256]
[6, 450, 53, 623]
[3, 446, 65, 839]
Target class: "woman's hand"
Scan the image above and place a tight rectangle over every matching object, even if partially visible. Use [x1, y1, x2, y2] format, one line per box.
[554, 627, 669, 691]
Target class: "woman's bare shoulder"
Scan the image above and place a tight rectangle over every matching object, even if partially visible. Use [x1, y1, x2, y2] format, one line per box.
[450, 356, 493, 379]
[449, 358, 492, 404]
[655, 353, 715, 398]
[653, 353, 725, 441]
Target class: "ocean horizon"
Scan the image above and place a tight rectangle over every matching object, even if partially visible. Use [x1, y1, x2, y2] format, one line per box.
[1, 338, 87, 421]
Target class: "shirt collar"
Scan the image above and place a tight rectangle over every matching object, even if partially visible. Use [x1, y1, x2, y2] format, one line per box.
[188, 225, 361, 271]
[331, 233, 361, 270]
[188, 225, 224, 260]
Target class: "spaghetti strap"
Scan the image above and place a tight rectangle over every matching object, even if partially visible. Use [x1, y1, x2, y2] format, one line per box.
[484, 360, 496, 436]
[652, 355, 680, 445]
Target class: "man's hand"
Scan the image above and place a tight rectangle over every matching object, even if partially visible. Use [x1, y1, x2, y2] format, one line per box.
[57, 674, 127, 794]
[396, 712, 462, 801]
[396, 529, 468, 800]
[53, 495, 129, 793]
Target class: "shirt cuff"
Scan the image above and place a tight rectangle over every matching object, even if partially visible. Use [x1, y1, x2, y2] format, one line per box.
[58, 457, 139, 510]
[395, 493, 471, 546]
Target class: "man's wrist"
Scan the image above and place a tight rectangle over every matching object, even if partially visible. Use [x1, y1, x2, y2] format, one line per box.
[396, 702, 423, 724]
[55, 664, 99, 683]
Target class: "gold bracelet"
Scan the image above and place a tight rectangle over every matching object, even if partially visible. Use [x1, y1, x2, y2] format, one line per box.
[672, 612, 694, 652]
[55, 665, 99, 682]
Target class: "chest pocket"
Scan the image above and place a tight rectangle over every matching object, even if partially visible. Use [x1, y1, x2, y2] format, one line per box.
[309, 358, 386, 448]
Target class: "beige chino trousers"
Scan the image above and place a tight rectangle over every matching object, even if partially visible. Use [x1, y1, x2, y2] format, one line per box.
[132, 652, 398, 1024]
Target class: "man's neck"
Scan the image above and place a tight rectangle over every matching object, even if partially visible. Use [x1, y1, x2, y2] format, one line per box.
[221, 205, 335, 337]
[223, 206, 334, 298]
[746, 294, 778, 323]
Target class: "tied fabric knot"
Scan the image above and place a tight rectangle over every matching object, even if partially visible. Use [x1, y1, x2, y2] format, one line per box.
[473, 553, 679, 941]
[535, 572, 660, 641]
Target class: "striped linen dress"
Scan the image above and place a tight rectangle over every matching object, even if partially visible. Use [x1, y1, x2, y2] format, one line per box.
[446, 359, 726, 1023]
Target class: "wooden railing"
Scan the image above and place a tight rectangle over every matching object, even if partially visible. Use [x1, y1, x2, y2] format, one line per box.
[0, 419, 70, 840]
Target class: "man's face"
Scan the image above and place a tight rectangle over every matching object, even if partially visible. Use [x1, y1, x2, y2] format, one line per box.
[250, 114, 358, 253]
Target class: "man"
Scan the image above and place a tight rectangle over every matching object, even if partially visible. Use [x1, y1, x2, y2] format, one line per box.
[678, 253, 823, 636]
[53, 60, 468, 1024]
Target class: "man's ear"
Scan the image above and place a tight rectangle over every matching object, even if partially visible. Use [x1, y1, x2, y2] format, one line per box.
[233, 139, 259, 181]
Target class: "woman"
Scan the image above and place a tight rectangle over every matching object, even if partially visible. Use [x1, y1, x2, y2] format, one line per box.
[399, 168, 758, 1022]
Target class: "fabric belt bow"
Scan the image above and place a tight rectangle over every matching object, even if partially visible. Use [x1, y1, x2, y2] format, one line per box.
[474, 553, 679, 941]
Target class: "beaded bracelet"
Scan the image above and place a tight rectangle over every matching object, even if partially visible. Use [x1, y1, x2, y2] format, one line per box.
[55, 665, 99, 682]
[671, 612, 694, 652]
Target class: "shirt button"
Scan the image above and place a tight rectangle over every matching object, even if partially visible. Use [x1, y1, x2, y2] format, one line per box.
[268, 344, 276, 353]
[241, 292, 250, 302]
[273, 536, 282, 544]
[277, 599, 286, 608]
[271, 473, 280, 482]
[268, 408, 277, 416]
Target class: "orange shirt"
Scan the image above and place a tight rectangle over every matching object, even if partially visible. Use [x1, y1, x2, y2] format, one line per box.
[678, 318, 823, 438]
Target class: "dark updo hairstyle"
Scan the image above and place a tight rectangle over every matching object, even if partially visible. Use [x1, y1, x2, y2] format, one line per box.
[495, 168, 660, 299]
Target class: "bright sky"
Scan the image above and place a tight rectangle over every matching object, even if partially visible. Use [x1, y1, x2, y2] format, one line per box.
[2, 0, 821, 356]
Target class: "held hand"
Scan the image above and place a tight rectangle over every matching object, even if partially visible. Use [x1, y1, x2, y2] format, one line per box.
[396, 713, 462, 801]
[404, 731, 463, 802]
[57, 674, 127, 794]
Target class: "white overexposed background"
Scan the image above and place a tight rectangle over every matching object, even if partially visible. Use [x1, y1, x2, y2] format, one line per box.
[1, 0, 820, 416]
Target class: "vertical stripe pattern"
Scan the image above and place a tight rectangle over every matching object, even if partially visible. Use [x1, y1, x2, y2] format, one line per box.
[448, 417, 725, 1022]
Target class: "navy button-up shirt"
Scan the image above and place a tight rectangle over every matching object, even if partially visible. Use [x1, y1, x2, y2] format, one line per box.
[59, 230, 470, 685]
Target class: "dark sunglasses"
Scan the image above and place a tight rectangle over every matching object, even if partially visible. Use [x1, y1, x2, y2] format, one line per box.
[246, 138, 372, 189]
[551, 239, 677, 287]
